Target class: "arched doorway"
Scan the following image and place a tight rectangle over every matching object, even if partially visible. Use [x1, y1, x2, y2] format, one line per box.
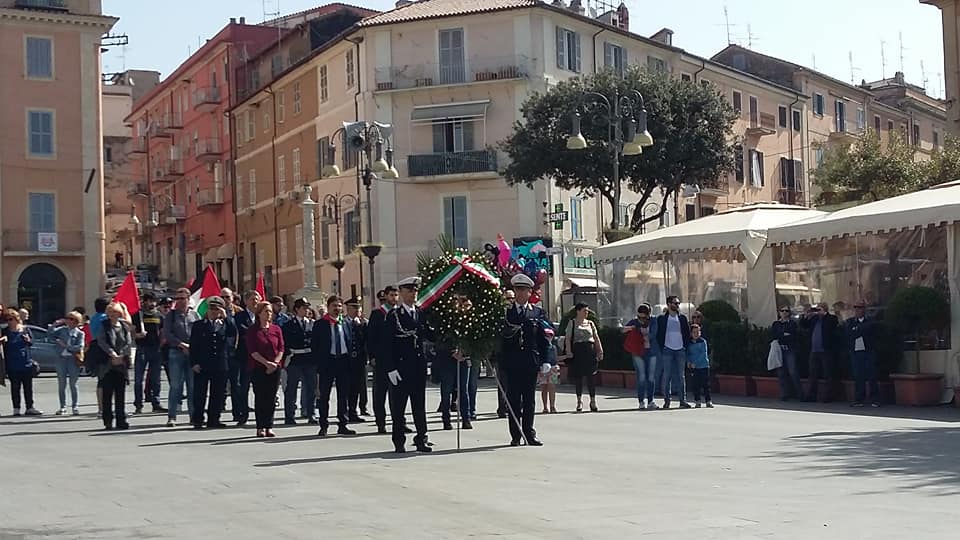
[18, 263, 66, 326]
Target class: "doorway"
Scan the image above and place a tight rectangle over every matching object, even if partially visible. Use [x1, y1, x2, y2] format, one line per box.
[17, 262, 67, 326]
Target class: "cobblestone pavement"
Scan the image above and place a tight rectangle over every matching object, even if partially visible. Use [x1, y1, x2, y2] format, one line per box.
[1, 374, 959, 539]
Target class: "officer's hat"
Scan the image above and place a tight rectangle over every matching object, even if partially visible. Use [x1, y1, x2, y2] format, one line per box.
[206, 296, 226, 309]
[397, 276, 421, 291]
[293, 297, 311, 310]
[345, 296, 362, 307]
[510, 274, 535, 289]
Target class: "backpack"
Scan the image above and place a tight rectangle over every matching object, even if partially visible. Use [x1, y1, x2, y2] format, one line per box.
[83, 320, 108, 376]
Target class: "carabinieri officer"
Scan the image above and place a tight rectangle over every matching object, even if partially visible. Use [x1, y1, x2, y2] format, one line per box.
[501, 274, 549, 447]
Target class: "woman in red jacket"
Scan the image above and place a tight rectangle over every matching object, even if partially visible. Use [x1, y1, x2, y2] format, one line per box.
[245, 302, 285, 438]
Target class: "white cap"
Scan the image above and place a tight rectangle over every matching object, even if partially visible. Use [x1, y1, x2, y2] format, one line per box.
[510, 274, 535, 288]
[397, 276, 421, 289]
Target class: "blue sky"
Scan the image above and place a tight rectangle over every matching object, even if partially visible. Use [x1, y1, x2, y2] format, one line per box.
[102, 0, 945, 97]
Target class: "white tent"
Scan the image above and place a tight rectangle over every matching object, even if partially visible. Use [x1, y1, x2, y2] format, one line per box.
[595, 203, 826, 323]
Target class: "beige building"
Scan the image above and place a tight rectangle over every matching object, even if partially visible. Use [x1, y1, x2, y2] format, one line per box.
[0, 0, 116, 323]
[922, 0, 960, 137]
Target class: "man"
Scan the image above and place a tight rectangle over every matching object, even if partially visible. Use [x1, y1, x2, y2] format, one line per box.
[163, 288, 199, 427]
[802, 302, 841, 402]
[500, 274, 549, 447]
[231, 290, 260, 425]
[189, 296, 232, 429]
[312, 295, 357, 437]
[18, 308, 30, 325]
[367, 287, 398, 434]
[131, 292, 166, 414]
[382, 277, 434, 453]
[656, 295, 692, 409]
[344, 296, 369, 421]
[270, 296, 291, 328]
[845, 301, 880, 407]
[493, 288, 517, 418]
[282, 297, 317, 425]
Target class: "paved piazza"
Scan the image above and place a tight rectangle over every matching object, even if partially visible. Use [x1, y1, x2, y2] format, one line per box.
[1, 375, 959, 539]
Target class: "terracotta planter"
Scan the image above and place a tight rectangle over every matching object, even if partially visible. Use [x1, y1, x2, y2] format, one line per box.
[598, 370, 626, 388]
[890, 373, 944, 406]
[715, 374, 756, 396]
[754, 376, 780, 399]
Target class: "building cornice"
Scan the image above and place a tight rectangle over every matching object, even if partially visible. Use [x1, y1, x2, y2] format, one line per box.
[0, 7, 117, 29]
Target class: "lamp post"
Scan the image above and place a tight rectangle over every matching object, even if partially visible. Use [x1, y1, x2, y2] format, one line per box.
[566, 89, 654, 243]
[320, 192, 358, 297]
[320, 121, 398, 309]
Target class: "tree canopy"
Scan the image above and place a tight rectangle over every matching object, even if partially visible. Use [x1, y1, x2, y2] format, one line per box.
[812, 130, 921, 205]
[500, 68, 737, 231]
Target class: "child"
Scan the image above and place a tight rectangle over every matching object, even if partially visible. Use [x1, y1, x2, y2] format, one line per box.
[538, 323, 560, 413]
[686, 324, 713, 408]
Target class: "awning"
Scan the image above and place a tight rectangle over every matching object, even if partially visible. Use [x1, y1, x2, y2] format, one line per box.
[204, 248, 219, 262]
[564, 277, 610, 289]
[410, 100, 489, 124]
[217, 244, 235, 259]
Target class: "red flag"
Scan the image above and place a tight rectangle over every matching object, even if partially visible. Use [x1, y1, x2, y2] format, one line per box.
[113, 271, 142, 316]
[255, 271, 267, 300]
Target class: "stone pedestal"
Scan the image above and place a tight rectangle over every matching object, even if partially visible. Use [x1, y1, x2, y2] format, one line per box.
[293, 185, 329, 307]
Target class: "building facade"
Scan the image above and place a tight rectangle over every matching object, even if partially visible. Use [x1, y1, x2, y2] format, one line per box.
[0, 0, 116, 324]
[922, 0, 960, 137]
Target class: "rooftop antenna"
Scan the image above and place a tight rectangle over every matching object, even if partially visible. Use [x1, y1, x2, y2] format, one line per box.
[880, 40, 887, 79]
[921, 60, 929, 92]
[746, 24, 756, 49]
[937, 72, 944, 99]
[263, 0, 281, 24]
[899, 31, 906, 74]
[848, 51, 861, 84]
[811, 53, 817, 70]
[723, 5, 732, 45]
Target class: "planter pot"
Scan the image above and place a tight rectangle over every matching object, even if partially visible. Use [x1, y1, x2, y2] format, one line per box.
[955, 386, 960, 408]
[715, 374, 756, 396]
[598, 370, 625, 388]
[890, 373, 944, 406]
[559, 365, 569, 385]
[754, 376, 780, 399]
[623, 371, 637, 390]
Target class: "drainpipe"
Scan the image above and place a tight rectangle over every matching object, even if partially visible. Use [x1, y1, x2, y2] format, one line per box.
[225, 42, 239, 289]
[265, 85, 280, 296]
[346, 35, 365, 301]
[788, 93, 801, 204]
[591, 27, 606, 74]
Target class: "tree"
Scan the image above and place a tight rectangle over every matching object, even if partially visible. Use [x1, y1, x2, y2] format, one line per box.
[921, 135, 960, 189]
[501, 68, 737, 232]
[811, 130, 921, 205]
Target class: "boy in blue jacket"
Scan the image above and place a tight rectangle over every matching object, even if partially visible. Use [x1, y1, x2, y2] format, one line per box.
[686, 324, 713, 408]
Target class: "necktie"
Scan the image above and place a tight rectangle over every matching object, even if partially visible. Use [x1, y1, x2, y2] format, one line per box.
[334, 323, 342, 356]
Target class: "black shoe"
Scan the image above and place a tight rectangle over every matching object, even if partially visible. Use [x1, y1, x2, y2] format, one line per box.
[394, 444, 406, 454]
[337, 426, 357, 436]
[360, 409, 371, 416]
[348, 415, 365, 423]
[193, 424, 205, 430]
[510, 438, 521, 447]
[307, 417, 319, 425]
[526, 437, 543, 446]
[284, 419, 297, 426]
[404, 426, 413, 434]
[443, 422, 453, 431]
[497, 411, 507, 419]
[436, 405, 443, 413]
[104, 425, 113, 431]
[208, 422, 229, 429]
[415, 442, 433, 453]
[152, 404, 167, 413]
[237, 418, 248, 426]
[317, 427, 328, 437]
[377, 425, 388, 435]
[462, 420, 473, 430]
[679, 402, 692, 409]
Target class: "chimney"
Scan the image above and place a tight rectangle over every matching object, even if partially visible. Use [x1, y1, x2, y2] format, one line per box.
[894, 71, 906, 84]
[396, 0, 413, 7]
[617, 2, 629, 31]
[569, 0, 585, 15]
[552, 0, 565, 7]
[239, 16, 246, 24]
[229, 17, 237, 24]
[650, 28, 673, 46]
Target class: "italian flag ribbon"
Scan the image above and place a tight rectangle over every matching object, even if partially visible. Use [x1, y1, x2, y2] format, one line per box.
[418, 256, 499, 309]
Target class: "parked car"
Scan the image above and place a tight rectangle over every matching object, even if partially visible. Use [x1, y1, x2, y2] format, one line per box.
[25, 325, 60, 373]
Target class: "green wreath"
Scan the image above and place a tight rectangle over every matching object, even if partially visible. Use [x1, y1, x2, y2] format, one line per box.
[417, 236, 504, 359]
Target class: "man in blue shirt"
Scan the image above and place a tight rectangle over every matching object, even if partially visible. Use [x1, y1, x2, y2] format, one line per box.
[802, 303, 841, 402]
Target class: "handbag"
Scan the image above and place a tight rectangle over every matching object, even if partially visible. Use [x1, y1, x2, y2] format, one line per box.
[767, 340, 783, 371]
[623, 326, 647, 356]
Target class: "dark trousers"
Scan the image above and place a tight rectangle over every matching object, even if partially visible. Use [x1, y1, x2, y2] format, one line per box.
[100, 370, 127, 428]
[505, 367, 537, 442]
[390, 372, 428, 448]
[574, 374, 597, 400]
[372, 363, 390, 428]
[852, 350, 880, 403]
[250, 368, 280, 429]
[284, 359, 317, 421]
[192, 369, 227, 426]
[348, 359, 368, 415]
[495, 364, 509, 415]
[8, 371, 35, 410]
[228, 354, 251, 422]
[317, 355, 350, 429]
[134, 345, 162, 408]
[806, 351, 836, 401]
[691, 367, 712, 403]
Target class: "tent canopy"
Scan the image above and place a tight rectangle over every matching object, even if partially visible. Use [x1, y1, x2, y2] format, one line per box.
[767, 181, 960, 245]
[594, 203, 825, 266]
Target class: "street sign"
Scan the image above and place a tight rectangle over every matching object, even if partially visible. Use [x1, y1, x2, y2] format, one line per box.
[547, 211, 569, 222]
[545, 247, 563, 255]
[551, 203, 567, 230]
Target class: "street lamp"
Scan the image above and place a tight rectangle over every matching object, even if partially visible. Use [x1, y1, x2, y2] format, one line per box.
[566, 89, 654, 241]
[321, 192, 358, 296]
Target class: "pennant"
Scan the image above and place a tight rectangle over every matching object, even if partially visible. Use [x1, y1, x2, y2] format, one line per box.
[189, 265, 222, 317]
[255, 271, 267, 300]
[113, 271, 142, 316]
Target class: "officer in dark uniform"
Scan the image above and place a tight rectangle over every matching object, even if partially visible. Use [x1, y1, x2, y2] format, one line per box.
[282, 297, 317, 425]
[501, 274, 549, 446]
[367, 287, 400, 434]
[344, 296, 369, 422]
[189, 296, 232, 429]
[382, 277, 434, 453]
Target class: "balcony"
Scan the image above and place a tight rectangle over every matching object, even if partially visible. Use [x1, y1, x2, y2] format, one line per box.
[777, 188, 806, 207]
[197, 186, 225, 209]
[127, 136, 147, 155]
[2, 230, 84, 256]
[14, 0, 68, 10]
[699, 176, 729, 196]
[407, 149, 499, 178]
[745, 112, 776, 137]
[193, 87, 222, 112]
[159, 205, 186, 225]
[156, 159, 184, 183]
[375, 55, 531, 91]
[126, 182, 148, 198]
[162, 112, 184, 132]
[829, 122, 864, 143]
[193, 138, 222, 163]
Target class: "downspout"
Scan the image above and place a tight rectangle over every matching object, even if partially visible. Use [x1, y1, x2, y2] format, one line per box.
[788, 93, 801, 204]
[265, 85, 280, 296]
[346, 35, 365, 299]
[591, 27, 605, 74]
[225, 43, 239, 289]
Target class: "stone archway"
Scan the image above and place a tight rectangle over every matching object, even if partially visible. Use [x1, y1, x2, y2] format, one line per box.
[18, 263, 67, 326]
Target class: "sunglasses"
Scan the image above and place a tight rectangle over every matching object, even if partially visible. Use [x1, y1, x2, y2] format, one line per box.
[175, 297, 188, 301]
[779, 309, 790, 313]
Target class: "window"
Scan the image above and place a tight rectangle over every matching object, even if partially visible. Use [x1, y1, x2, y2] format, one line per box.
[344, 210, 361, 252]
[245, 110, 255, 142]
[250, 70, 261, 92]
[317, 136, 329, 172]
[733, 144, 744, 183]
[432, 120, 474, 153]
[814, 147, 825, 168]
[248, 168, 256, 207]
[618, 204, 630, 228]
[888, 120, 894, 131]
[748, 96, 759, 123]
[856, 107, 866, 132]
[442, 196, 468, 249]
[236, 173, 244, 207]
[293, 82, 302, 114]
[913, 124, 921, 147]
[104, 146, 113, 163]
[28, 110, 54, 156]
[277, 155, 286, 193]
[25, 37, 52, 79]
[295, 224, 303, 263]
[342, 141, 357, 170]
[685, 204, 696, 222]
[779, 157, 803, 190]
[792, 109, 801, 132]
[321, 219, 330, 259]
[277, 91, 285, 123]
[778, 105, 788, 128]
[320, 66, 328, 103]
[874, 115, 882, 133]
[732, 91, 742, 114]
[813, 93, 825, 116]
[680, 73, 692, 82]
[934, 130, 941, 151]
[292, 147, 301, 187]
[748, 149, 764, 188]
[701, 206, 716, 217]
[603, 43, 627, 76]
[439, 28, 465, 84]
[345, 49, 355, 88]
[647, 56, 667, 73]
[29, 192, 55, 233]
[834, 100, 846, 132]
[555, 27, 581, 73]
[279, 228, 288, 267]
[570, 197, 583, 239]
[263, 108, 271, 132]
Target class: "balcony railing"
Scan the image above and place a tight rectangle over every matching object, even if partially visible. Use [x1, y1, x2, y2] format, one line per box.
[193, 138, 222, 162]
[375, 55, 531, 91]
[162, 112, 184, 131]
[193, 87, 222, 111]
[156, 159, 184, 182]
[777, 188, 806, 207]
[700, 176, 729, 194]
[126, 182, 148, 197]
[14, 0, 68, 10]
[746, 112, 776, 136]
[197, 186, 225, 208]
[159, 205, 186, 225]
[407, 149, 498, 177]
[127, 136, 147, 154]
[2, 230, 84, 254]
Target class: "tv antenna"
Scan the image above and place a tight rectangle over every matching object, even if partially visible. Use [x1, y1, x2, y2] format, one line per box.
[899, 31, 906, 74]
[724, 5, 732, 45]
[848, 51, 861, 84]
[880, 40, 887, 79]
[921, 60, 929, 92]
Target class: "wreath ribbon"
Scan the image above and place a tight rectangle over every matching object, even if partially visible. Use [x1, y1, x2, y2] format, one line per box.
[418, 255, 499, 309]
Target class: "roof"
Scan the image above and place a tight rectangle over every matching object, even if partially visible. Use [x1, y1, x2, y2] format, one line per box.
[359, 0, 540, 27]
[766, 181, 960, 245]
[593, 203, 826, 265]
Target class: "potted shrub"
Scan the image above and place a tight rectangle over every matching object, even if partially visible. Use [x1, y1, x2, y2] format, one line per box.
[596, 325, 632, 388]
[710, 321, 756, 396]
[886, 286, 949, 406]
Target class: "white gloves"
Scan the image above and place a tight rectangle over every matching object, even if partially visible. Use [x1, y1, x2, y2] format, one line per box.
[387, 370, 402, 386]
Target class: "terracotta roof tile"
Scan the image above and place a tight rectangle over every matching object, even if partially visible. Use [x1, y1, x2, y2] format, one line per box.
[359, 0, 540, 27]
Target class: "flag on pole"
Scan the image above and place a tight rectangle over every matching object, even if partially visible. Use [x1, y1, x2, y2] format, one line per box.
[189, 265, 223, 317]
[255, 271, 267, 300]
[113, 271, 142, 316]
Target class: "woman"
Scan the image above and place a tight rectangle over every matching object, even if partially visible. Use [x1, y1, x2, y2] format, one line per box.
[625, 304, 659, 410]
[1, 309, 42, 416]
[98, 302, 133, 430]
[771, 306, 802, 400]
[246, 301, 285, 438]
[564, 303, 603, 412]
[53, 311, 86, 415]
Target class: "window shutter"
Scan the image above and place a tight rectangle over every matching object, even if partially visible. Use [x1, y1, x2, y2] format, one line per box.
[573, 32, 582, 72]
[463, 121, 475, 151]
[603, 43, 613, 69]
[443, 197, 454, 240]
[793, 160, 803, 188]
[453, 196, 468, 248]
[621, 48, 628, 71]
[758, 151, 765, 186]
[780, 157, 789, 188]
[556, 27, 565, 69]
[432, 123, 445, 153]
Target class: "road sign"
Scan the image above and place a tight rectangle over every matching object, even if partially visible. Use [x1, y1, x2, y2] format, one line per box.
[547, 211, 569, 222]
[545, 247, 563, 255]
[551, 203, 567, 230]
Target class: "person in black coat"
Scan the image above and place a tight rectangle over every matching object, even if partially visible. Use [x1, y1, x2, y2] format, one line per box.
[845, 301, 880, 406]
[381, 277, 436, 453]
[500, 274, 550, 447]
[770, 307, 802, 400]
[282, 297, 317, 425]
[231, 290, 260, 425]
[189, 296, 232, 429]
[366, 288, 397, 434]
[344, 296, 369, 421]
[801, 302, 842, 402]
[312, 295, 357, 437]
